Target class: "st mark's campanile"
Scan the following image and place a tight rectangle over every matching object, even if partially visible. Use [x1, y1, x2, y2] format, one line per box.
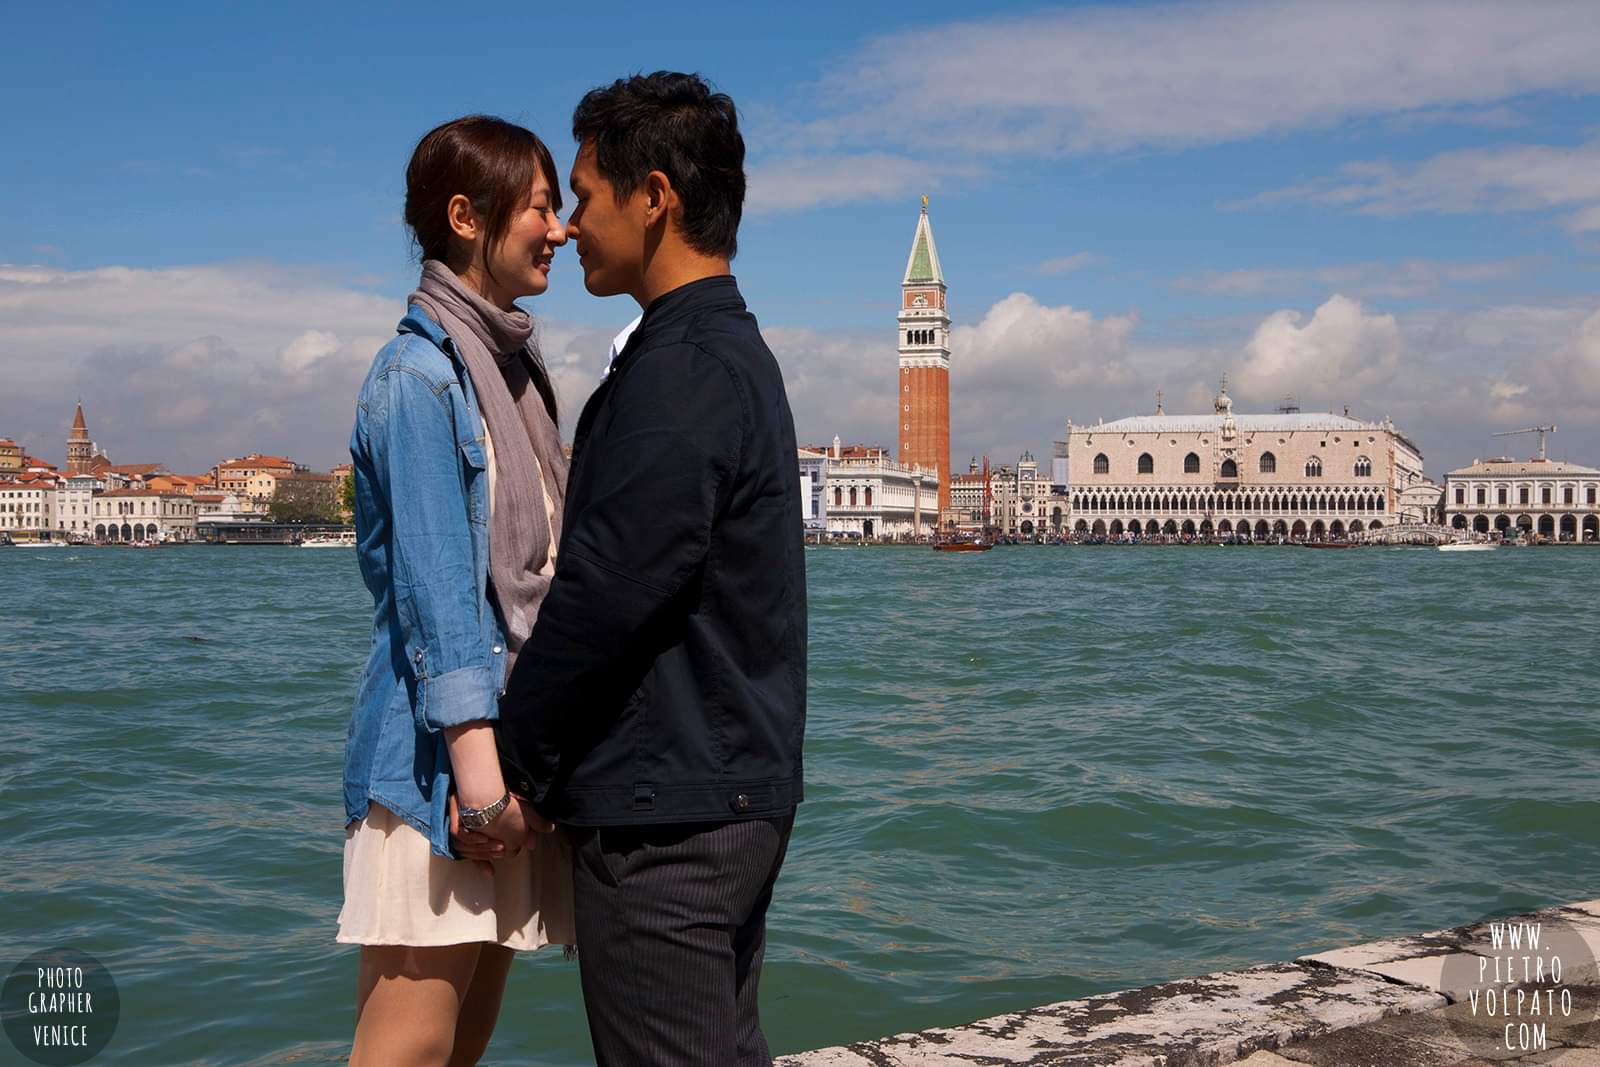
[897, 197, 950, 513]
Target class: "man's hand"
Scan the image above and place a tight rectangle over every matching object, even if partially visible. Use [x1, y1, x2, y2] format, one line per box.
[514, 793, 557, 836]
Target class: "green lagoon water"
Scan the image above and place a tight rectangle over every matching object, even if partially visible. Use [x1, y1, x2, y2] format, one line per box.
[2, 544, 1597, 1064]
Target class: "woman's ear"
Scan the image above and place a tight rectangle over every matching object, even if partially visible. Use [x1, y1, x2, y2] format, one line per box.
[446, 194, 479, 243]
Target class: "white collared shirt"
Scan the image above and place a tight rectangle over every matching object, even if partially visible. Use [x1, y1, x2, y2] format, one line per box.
[600, 315, 643, 382]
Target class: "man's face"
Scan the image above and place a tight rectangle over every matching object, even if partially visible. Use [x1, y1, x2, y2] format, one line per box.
[567, 142, 648, 300]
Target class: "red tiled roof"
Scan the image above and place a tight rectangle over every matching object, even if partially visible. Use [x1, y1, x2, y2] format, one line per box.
[215, 454, 296, 471]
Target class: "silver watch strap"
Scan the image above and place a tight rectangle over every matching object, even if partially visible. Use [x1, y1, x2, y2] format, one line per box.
[458, 791, 511, 830]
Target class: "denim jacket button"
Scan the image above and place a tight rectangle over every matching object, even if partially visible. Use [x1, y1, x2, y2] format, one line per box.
[492, 645, 503, 654]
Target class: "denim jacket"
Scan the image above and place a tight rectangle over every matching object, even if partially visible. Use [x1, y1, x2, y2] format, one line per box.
[343, 304, 506, 857]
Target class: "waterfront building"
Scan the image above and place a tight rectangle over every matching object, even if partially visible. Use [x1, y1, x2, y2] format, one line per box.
[1396, 482, 1445, 526]
[56, 471, 104, 538]
[1442, 458, 1600, 541]
[949, 460, 987, 531]
[0, 438, 21, 479]
[145, 474, 213, 495]
[0, 479, 57, 538]
[1063, 384, 1426, 540]
[990, 452, 1068, 539]
[194, 492, 265, 523]
[91, 489, 197, 542]
[896, 199, 949, 513]
[798, 448, 829, 537]
[212, 454, 302, 499]
[810, 437, 937, 539]
[273, 470, 338, 515]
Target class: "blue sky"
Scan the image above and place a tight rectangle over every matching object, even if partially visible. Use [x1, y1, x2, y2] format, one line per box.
[3, 0, 1599, 476]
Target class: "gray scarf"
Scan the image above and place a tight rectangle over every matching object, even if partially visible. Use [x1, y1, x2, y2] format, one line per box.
[409, 260, 567, 680]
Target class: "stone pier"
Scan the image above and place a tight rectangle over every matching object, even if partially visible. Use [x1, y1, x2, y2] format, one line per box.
[780, 900, 1600, 1066]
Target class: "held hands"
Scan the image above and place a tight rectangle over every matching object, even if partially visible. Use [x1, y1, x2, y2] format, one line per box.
[448, 792, 556, 870]
[442, 720, 553, 868]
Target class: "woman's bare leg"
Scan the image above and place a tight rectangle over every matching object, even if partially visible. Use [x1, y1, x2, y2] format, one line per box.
[446, 943, 516, 1067]
[351, 943, 482, 1067]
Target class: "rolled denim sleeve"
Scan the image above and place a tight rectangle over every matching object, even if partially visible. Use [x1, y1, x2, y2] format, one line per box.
[364, 358, 499, 732]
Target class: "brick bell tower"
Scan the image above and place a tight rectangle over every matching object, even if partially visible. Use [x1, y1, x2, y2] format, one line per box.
[67, 402, 93, 475]
[898, 196, 950, 513]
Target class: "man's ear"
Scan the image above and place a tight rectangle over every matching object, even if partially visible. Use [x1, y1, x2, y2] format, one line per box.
[643, 170, 674, 227]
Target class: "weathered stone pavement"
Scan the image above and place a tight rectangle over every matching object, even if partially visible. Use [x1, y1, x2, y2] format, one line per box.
[780, 900, 1600, 1067]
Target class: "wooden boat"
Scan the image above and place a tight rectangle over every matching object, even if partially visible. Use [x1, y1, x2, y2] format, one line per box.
[934, 455, 995, 552]
[1299, 542, 1359, 549]
[934, 539, 992, 552]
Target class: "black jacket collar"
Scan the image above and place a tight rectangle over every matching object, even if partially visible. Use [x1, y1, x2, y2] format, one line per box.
[612, 275, 744, 372]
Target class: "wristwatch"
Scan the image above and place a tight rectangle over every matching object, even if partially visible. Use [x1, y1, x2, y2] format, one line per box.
[457, 791, 512, 831]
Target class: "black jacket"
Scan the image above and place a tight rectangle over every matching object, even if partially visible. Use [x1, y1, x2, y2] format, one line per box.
[497, 276, 806, 826]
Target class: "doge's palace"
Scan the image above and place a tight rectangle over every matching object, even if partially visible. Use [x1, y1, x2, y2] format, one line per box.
[1064, 384, 1426, 540]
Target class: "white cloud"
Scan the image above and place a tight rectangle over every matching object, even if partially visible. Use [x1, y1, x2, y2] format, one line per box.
[4, 262, 1595, 483]
[279, 329, 343, 376]
[767, 293, 1140, 463]
[745, 0, 1600, 210]
[1251, 140, 1600, 231]
[746, 153, 979, 214]
[0, 262, 611, 473]
[1038, 253, 1103, 275]
[1175, 258, 1529, 299]
[1236, 295, 1403, 400]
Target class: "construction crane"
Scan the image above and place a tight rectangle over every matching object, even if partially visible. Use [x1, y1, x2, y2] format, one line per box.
[1492, 425, 1557, 461]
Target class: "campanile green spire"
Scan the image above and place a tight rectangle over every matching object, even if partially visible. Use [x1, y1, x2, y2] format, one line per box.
[903, 195, 945, 286]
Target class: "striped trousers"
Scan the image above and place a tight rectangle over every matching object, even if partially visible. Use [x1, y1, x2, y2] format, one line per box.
[568, 811, 796, 1066]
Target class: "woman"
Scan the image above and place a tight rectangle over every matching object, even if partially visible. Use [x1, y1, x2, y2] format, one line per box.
[338, 115, 572, 1067]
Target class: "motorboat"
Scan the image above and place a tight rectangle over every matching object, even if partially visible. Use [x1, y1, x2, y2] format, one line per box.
[301, 531, 358, 548]
[934, 539, 992, 552]
[1438, 540, 1497, 552]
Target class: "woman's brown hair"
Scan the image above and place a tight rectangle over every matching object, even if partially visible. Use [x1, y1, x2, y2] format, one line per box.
[405, 115, 562, 422]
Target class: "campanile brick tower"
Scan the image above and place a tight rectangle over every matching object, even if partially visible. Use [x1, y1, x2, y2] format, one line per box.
[897, 197, 950, 513]
[67, 402, 93, 475]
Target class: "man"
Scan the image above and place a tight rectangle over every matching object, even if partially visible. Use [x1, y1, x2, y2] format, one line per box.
[497, 72, 807, 1066]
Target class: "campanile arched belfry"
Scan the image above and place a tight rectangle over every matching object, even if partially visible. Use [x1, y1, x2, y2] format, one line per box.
[897, 197, 950, 512]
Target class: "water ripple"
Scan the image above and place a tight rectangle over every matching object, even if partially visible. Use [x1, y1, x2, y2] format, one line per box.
[1, 545, 1596, 1063]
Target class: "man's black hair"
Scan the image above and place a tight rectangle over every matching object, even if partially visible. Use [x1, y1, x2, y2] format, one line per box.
[573, 71, 745, 259]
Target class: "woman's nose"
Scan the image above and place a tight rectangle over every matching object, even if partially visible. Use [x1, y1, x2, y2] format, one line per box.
[549, 218, 570, 245]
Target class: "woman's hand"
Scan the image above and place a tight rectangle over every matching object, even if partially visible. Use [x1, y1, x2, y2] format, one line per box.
[444, 720, 535, 865]
[448, 793, 508, 869]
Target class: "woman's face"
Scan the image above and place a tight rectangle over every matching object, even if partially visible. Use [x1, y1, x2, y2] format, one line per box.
[479, 170, 567, 307]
